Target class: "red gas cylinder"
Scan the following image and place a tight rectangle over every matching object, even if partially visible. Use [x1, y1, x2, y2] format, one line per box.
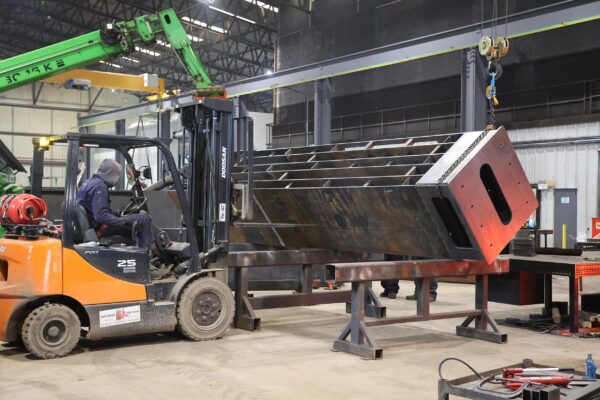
[0, 194, 48, 224]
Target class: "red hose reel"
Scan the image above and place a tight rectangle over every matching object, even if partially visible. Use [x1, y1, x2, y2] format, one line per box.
[0, 194, 48, 224]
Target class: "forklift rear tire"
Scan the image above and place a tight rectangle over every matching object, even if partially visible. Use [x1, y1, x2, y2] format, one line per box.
[176, 277, 234, 341]
[21, 303, 81, 359]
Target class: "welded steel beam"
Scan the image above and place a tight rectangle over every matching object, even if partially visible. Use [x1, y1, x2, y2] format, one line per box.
[78, 92, 199, 127]
[226, 1, 600, 96]
[328, 258, 509, 283]
[230, 127, 538, 263]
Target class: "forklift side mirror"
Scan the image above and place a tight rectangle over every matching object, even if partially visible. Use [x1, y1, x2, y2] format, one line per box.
[181, 165, 192, 179]
[142, 167, 152, 180]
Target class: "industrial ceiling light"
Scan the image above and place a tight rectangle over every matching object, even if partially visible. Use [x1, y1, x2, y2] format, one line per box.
[181, 16, 228, 34]
[209, 5, 257, 24]
[209, 5, 234, 16]
[99, 60, 123, 69]
[244, 0, 279, 13]
[121, 56, 140, 63]
[135, 47, 161, 57]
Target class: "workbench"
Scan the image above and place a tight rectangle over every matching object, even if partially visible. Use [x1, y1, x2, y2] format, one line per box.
[509, 252, 600, 333]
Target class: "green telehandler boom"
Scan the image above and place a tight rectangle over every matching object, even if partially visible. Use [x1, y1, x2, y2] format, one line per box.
[0, 8, 225, 237]
[0, 8, 223, 96]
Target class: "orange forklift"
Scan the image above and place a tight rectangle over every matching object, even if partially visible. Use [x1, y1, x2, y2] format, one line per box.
[0, 98, 239, 358]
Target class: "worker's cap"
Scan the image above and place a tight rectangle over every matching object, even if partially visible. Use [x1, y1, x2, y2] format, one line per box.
[97, 159, 122, 187]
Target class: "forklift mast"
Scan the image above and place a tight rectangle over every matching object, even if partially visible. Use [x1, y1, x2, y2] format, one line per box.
[180, 99, 238, 260]
[0, 8, 221, 96]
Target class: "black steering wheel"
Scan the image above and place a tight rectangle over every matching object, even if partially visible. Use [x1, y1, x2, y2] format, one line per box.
[121, 196, 147, 216]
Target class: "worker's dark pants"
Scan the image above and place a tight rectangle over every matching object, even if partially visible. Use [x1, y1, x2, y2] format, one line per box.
[380, 279, 438, 295]
[417, 278, 438, 295]
[381, 280, 400, 294]
[381, 254, 405, 294]
[103, 214, 154, 249]
[380, 255, 438, 295]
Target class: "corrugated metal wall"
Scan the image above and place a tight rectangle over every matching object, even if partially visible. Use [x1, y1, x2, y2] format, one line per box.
[510, 122, 600, 242]
[0, 83, 138, 188]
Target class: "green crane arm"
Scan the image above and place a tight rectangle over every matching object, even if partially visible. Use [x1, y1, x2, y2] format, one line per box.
[0, 9, 223, 96]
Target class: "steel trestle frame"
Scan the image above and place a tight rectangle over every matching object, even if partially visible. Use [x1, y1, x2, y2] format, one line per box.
[328, 258, 509, 359]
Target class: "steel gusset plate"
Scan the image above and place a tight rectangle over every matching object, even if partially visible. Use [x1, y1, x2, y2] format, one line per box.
[230, 128, 537, 263]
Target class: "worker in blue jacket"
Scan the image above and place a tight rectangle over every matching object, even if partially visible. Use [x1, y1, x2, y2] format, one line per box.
[76, 159, 153, 248]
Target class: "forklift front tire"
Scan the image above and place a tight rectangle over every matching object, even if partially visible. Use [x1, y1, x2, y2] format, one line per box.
[21, 303, 81, 359]
[176, 277, 234, 341]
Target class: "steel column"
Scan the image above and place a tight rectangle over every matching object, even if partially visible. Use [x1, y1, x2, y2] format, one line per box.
[115, 119, 126, 190]
[157, 110, 171, 180]
[30, 145, 45, 197]
[313, 78, 332, 145]
[460, 48, 486, 131]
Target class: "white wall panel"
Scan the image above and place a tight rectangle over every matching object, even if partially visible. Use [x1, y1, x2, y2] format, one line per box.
[248, 112, 274, 150]
[0, 83, 137, 188]
[511, 122, 600, 241]
[38, 85, 83, 104]
[13, 108, 52, 134]
[52, 110, 78, 134]
[0, 106, 12, 131]
[11, 135, 34, 158]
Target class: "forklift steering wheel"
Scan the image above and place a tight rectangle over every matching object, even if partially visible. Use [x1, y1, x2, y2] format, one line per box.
[121, 196, 147, 216]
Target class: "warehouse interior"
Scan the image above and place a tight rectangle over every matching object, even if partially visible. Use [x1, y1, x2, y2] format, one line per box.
[1, 1, 600, 399]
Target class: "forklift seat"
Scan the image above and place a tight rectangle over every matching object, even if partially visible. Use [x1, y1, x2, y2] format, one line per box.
[73, 203, 136, 246]
[73, 204, 99, 243]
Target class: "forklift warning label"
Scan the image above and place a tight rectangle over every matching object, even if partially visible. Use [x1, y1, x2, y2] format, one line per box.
[219, 203, 226, 222]
[99, 305, 141, 328]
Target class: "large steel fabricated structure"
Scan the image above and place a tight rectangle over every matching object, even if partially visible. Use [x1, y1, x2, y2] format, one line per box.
[232, 127, 537, 263]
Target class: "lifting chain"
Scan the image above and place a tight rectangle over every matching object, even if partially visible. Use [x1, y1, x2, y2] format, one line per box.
[486, 70, 498, 130]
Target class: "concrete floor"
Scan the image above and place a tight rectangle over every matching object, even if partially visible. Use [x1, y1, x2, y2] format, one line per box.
[1, 276, 599, 400]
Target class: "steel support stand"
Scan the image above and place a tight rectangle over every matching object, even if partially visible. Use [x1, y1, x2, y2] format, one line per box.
[229, 249, 371, 332]
[233, 267, 261, 331]
[330, 259, 508, 359]
[313, 78, 332, 145]
[456, 275, 506, 343]
[345, 282, 387, 318]
[544, 273, 553, 312]
[569, 275, 579, 333]
[333, 282, 383, 360]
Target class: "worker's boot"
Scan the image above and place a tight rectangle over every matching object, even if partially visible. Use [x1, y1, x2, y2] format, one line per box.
[380, 291, 398, 299]
[406, 293, 437, 302]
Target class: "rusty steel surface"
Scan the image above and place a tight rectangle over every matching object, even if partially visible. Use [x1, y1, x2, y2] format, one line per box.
[227, 248, 371, 267]
[231, 128, 537, 263]
[328, 258, 509, 282]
